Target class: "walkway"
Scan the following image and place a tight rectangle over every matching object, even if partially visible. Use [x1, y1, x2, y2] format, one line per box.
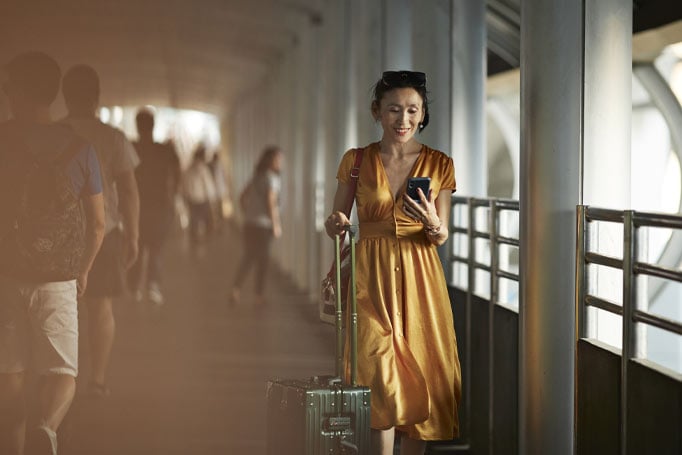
[61, 224, 335, 455]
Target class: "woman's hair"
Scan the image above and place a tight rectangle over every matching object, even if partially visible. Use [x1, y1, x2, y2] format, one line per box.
[372, 70, 430, 132]
[255, 145, 282, 175]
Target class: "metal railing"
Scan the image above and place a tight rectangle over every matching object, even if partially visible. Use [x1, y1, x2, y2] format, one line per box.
[449, 196, 520, 452]
[576, 205, 682, 455]
[450, 196, 520, 306]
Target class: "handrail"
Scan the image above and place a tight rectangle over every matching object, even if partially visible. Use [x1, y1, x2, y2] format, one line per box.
[449, 196, 520, 306]
[633, 212, 682, 229]
[450, 196, 520, 452]
[575, 205, 682, 455]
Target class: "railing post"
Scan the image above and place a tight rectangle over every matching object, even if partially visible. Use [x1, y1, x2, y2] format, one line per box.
[576, 205, 588, 340]
[488, 199, 499, 454]
[574, 205, 587, 452]
[464, 197, 475, 442]
[621, 210, 637, 455]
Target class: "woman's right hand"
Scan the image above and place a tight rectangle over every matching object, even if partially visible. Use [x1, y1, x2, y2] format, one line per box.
[324, 211, 351, 238]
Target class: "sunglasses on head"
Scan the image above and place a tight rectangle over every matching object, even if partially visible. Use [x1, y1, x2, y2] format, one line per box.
[381, 71, 426, 88]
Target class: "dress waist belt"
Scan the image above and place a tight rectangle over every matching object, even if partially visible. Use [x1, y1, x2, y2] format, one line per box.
[359, 221, 425, 241]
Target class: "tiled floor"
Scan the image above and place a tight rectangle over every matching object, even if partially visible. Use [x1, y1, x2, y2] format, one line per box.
[61, 225, 335, 454]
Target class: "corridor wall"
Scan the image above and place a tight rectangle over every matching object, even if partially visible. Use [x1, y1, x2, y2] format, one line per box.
[228, 0, 487, 296]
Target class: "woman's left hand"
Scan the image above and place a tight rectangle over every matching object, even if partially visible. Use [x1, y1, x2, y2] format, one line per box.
[402, 188, 440, 228]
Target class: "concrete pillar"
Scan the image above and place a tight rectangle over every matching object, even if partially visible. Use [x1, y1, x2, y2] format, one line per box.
[275, 53, 299, 274]
[519, 1, 632, 454]
[451, 0, 486, 197]
[413, 0, 451, 154]
[583, 0, 632, 209]
[449, 0, 486, 288]
[317, 0, 351, 280]
[354, 0, 383, 145]
[584, 0, 633, 346]
[382, 0, 412, 70]
[308, 22, 325, 297]
[519, 3, 582, 453]
[343, 0, 358, 151]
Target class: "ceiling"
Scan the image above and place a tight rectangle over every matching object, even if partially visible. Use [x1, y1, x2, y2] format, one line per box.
[0, 0, 321, 118]
[485, 0, 682, 74]
[2, 0, 682, 119]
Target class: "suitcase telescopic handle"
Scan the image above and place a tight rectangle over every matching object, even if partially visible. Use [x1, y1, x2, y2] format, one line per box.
[334, 226, 358, 386]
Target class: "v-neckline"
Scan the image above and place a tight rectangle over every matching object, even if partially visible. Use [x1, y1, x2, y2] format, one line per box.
[376, 143, 425, 203]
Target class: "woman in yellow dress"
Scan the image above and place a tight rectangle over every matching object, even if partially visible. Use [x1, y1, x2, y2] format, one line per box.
[324, 71, 461, 455]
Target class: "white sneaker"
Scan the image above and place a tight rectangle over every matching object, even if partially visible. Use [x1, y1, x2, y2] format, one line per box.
[148, 283, 164, 306]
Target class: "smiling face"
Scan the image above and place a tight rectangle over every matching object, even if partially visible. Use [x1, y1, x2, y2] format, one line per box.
[372, 87, 425, 145]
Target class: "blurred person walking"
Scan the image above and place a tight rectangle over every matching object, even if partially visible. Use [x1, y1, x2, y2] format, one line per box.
[61, 64, 140, 399]
[0, 51, 105, 455]
[208, 152, 229, 235]
[128, 109, 181, 306]
[181, 144, 217, 250]
[230, 146, 283, 306]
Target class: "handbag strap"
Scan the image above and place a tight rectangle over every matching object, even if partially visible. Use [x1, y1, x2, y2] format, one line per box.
[341, 147, 364, 218]
[327, 148, 364, 277]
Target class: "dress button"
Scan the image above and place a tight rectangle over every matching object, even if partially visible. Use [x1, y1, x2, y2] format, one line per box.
[394, 267, 400, 272]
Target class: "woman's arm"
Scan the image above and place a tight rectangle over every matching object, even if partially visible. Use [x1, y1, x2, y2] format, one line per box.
[324, 181, 352, 239]
[267, 186, 282, 238]
[426, 189, 451, 246]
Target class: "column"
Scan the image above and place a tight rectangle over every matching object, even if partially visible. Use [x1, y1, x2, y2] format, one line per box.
[583, 0, 633, 346]
[413, 0, 452, 154]
[583, 0, 632, 209]
[519, 2, 582, 452]
[354, 0, 383, 145]
[451, 0, 486, 197]
[519, 1, 632, 455]
[382, 0, 412, 70]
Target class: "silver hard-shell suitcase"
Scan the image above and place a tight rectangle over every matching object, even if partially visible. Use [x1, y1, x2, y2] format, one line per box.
[266, 227, 371, 454]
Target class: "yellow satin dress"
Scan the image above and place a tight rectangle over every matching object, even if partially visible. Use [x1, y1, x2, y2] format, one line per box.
[339, 142, 461, 440]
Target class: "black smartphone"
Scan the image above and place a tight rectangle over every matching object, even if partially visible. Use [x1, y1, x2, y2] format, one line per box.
[406, 177, 431, 202]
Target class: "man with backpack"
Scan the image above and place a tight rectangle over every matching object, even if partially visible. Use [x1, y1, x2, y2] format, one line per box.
[0, 52, 105, 455]
[61, 64, 140, 399]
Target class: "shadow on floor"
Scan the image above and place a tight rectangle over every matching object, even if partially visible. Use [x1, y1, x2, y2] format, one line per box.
[60, 225, 335, 455]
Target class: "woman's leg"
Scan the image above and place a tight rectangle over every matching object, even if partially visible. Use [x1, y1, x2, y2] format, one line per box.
[252, 227, 273, 298]
[371, 428, 395, 455]
[400, 433, 427, 455]
[231, 225, 259, 301]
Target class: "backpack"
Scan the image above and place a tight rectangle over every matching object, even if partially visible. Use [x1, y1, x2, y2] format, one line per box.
[0, 135, 86, 281]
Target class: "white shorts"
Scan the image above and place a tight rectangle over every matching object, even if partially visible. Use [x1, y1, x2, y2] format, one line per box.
[0, 276, 78, 377]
